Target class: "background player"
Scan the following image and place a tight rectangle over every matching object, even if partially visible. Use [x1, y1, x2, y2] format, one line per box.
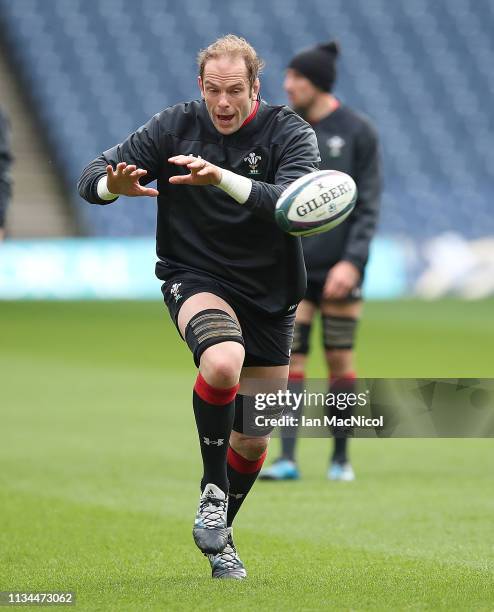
[78, 35, 319, 579]
[261, 41, 382, 482]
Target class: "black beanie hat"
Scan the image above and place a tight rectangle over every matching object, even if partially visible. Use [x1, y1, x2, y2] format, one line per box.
[288, 41, 340, 92]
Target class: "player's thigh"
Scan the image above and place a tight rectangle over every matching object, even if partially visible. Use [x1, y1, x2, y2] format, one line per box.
[295, 299, 317, 324]
[320, 298, 363, 318]
[178, 292, 245, 375]
[177, 291, 240, 336]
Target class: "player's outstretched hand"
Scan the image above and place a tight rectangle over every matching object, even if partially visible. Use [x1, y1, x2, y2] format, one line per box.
[106, 163, 159, 197]
[323, 261, 361, 300]
[168, 155, 222, 186]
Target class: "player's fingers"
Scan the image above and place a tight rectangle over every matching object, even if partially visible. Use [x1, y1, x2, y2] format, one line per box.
[139, 186, 159, 196]
[108, 163, 119, 177]
[122, 164, 137, 175]
[332, 282, 348, 299]
[115, 162, 127, 174]
[197, 166, 213, 176]
[323, 282, 336, 299]
[130, 169, 147, 178]
[168, 155, 195, 165]
[187, 159, 206, 169]
[169, 174, 192, 185]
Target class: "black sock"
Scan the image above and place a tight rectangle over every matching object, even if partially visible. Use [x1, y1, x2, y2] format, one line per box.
[193, 372, 238, 493]
[328, 373, 356, 464]
[280, 373, 305, 462]
[226, 446, 267, 526]
[333, 437, 348, 464]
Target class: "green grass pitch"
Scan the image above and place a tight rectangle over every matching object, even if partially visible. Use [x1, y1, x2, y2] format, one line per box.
[1, 300, 493, 611]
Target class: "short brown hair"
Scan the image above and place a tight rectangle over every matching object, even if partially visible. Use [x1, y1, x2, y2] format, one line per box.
[197, 34, 264, 89]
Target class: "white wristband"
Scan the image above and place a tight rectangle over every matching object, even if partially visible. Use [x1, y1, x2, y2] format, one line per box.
[217, 169, 252, 204]
[97, 175, 118, 201]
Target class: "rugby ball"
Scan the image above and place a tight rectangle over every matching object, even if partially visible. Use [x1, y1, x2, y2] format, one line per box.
[275, 170, 357, 236]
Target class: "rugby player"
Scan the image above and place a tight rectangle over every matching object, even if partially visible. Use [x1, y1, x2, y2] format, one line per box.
[261, 41, 381, 482]
[78, 35, 319, 579]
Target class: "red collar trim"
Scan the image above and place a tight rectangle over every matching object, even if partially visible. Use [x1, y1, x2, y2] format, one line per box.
[241, 99, 260, 127]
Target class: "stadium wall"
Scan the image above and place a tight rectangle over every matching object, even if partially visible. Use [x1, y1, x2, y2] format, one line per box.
[0, 237, 407, 300]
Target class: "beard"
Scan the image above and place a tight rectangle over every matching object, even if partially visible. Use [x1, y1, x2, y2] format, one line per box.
[289, 94, 318, 120]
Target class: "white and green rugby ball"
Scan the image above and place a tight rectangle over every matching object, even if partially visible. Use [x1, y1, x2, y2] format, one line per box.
[275, 170, 357, 236]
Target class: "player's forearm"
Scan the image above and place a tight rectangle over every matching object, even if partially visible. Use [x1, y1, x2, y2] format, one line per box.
[0, 116, 13, 225]
[341, 201, 380, 271]
[216, 169, 283, 222]
[0, 202, 6, 229]
[344, 126, 382, 269]
[217, 169, 252, 204]
[78, 156, 118, 205]
[0, 178, 11, 228]
[242, 180, 284, 222]
[79, 113, 162, 205]
[239, 118, 320, 222]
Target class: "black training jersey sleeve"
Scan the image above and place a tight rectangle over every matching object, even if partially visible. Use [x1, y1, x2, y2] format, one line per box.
[0, 107, 13, 229]
[341, 117, 381, 271]
[244, 112, 321, 221]
[77, 112, 162, 204]
[78, 100, 320, 315]
[301, 105, 382, 282]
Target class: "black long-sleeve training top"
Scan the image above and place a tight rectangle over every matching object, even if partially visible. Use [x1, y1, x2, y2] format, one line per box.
[78, 99, 320, 315]
[302, 104, 382, 283]
[0, 107, 13, 229]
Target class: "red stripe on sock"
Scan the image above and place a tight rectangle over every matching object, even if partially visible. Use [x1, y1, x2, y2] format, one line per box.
[194, 372, 239, 405]
[227, 446, 267, 474]
[330, 371, 357, 385]
[288, 371, 305, 381]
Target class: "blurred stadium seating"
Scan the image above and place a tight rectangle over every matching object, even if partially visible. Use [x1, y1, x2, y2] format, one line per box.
[0, 0, 493, 238]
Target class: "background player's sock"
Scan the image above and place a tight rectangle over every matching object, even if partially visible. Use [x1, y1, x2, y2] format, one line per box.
[333, 436, 348, 464]
[328, 372, 356, 464]
[280, 372, 305, 461]
[226, 446, 267, 526]
[193, 372, 238, 493]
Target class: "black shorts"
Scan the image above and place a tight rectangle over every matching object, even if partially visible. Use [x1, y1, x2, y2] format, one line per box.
[161, 270, 295, 368]
[305, 277, 363, 306]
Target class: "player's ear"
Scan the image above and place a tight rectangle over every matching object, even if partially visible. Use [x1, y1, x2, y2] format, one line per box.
[252, 78, 260, 100]
[198, 76, 204, 98]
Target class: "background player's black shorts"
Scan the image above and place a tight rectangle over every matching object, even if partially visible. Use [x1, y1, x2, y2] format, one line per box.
[305, 276, 363, 305]
[161, 269, 295, 368]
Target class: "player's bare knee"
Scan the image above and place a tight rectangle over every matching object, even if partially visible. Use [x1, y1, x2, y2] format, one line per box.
[230, 431, 269, 460]
[325, 348, 353, 377]
[184, 308, 245, 374]
[201, 342, 244, 387]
